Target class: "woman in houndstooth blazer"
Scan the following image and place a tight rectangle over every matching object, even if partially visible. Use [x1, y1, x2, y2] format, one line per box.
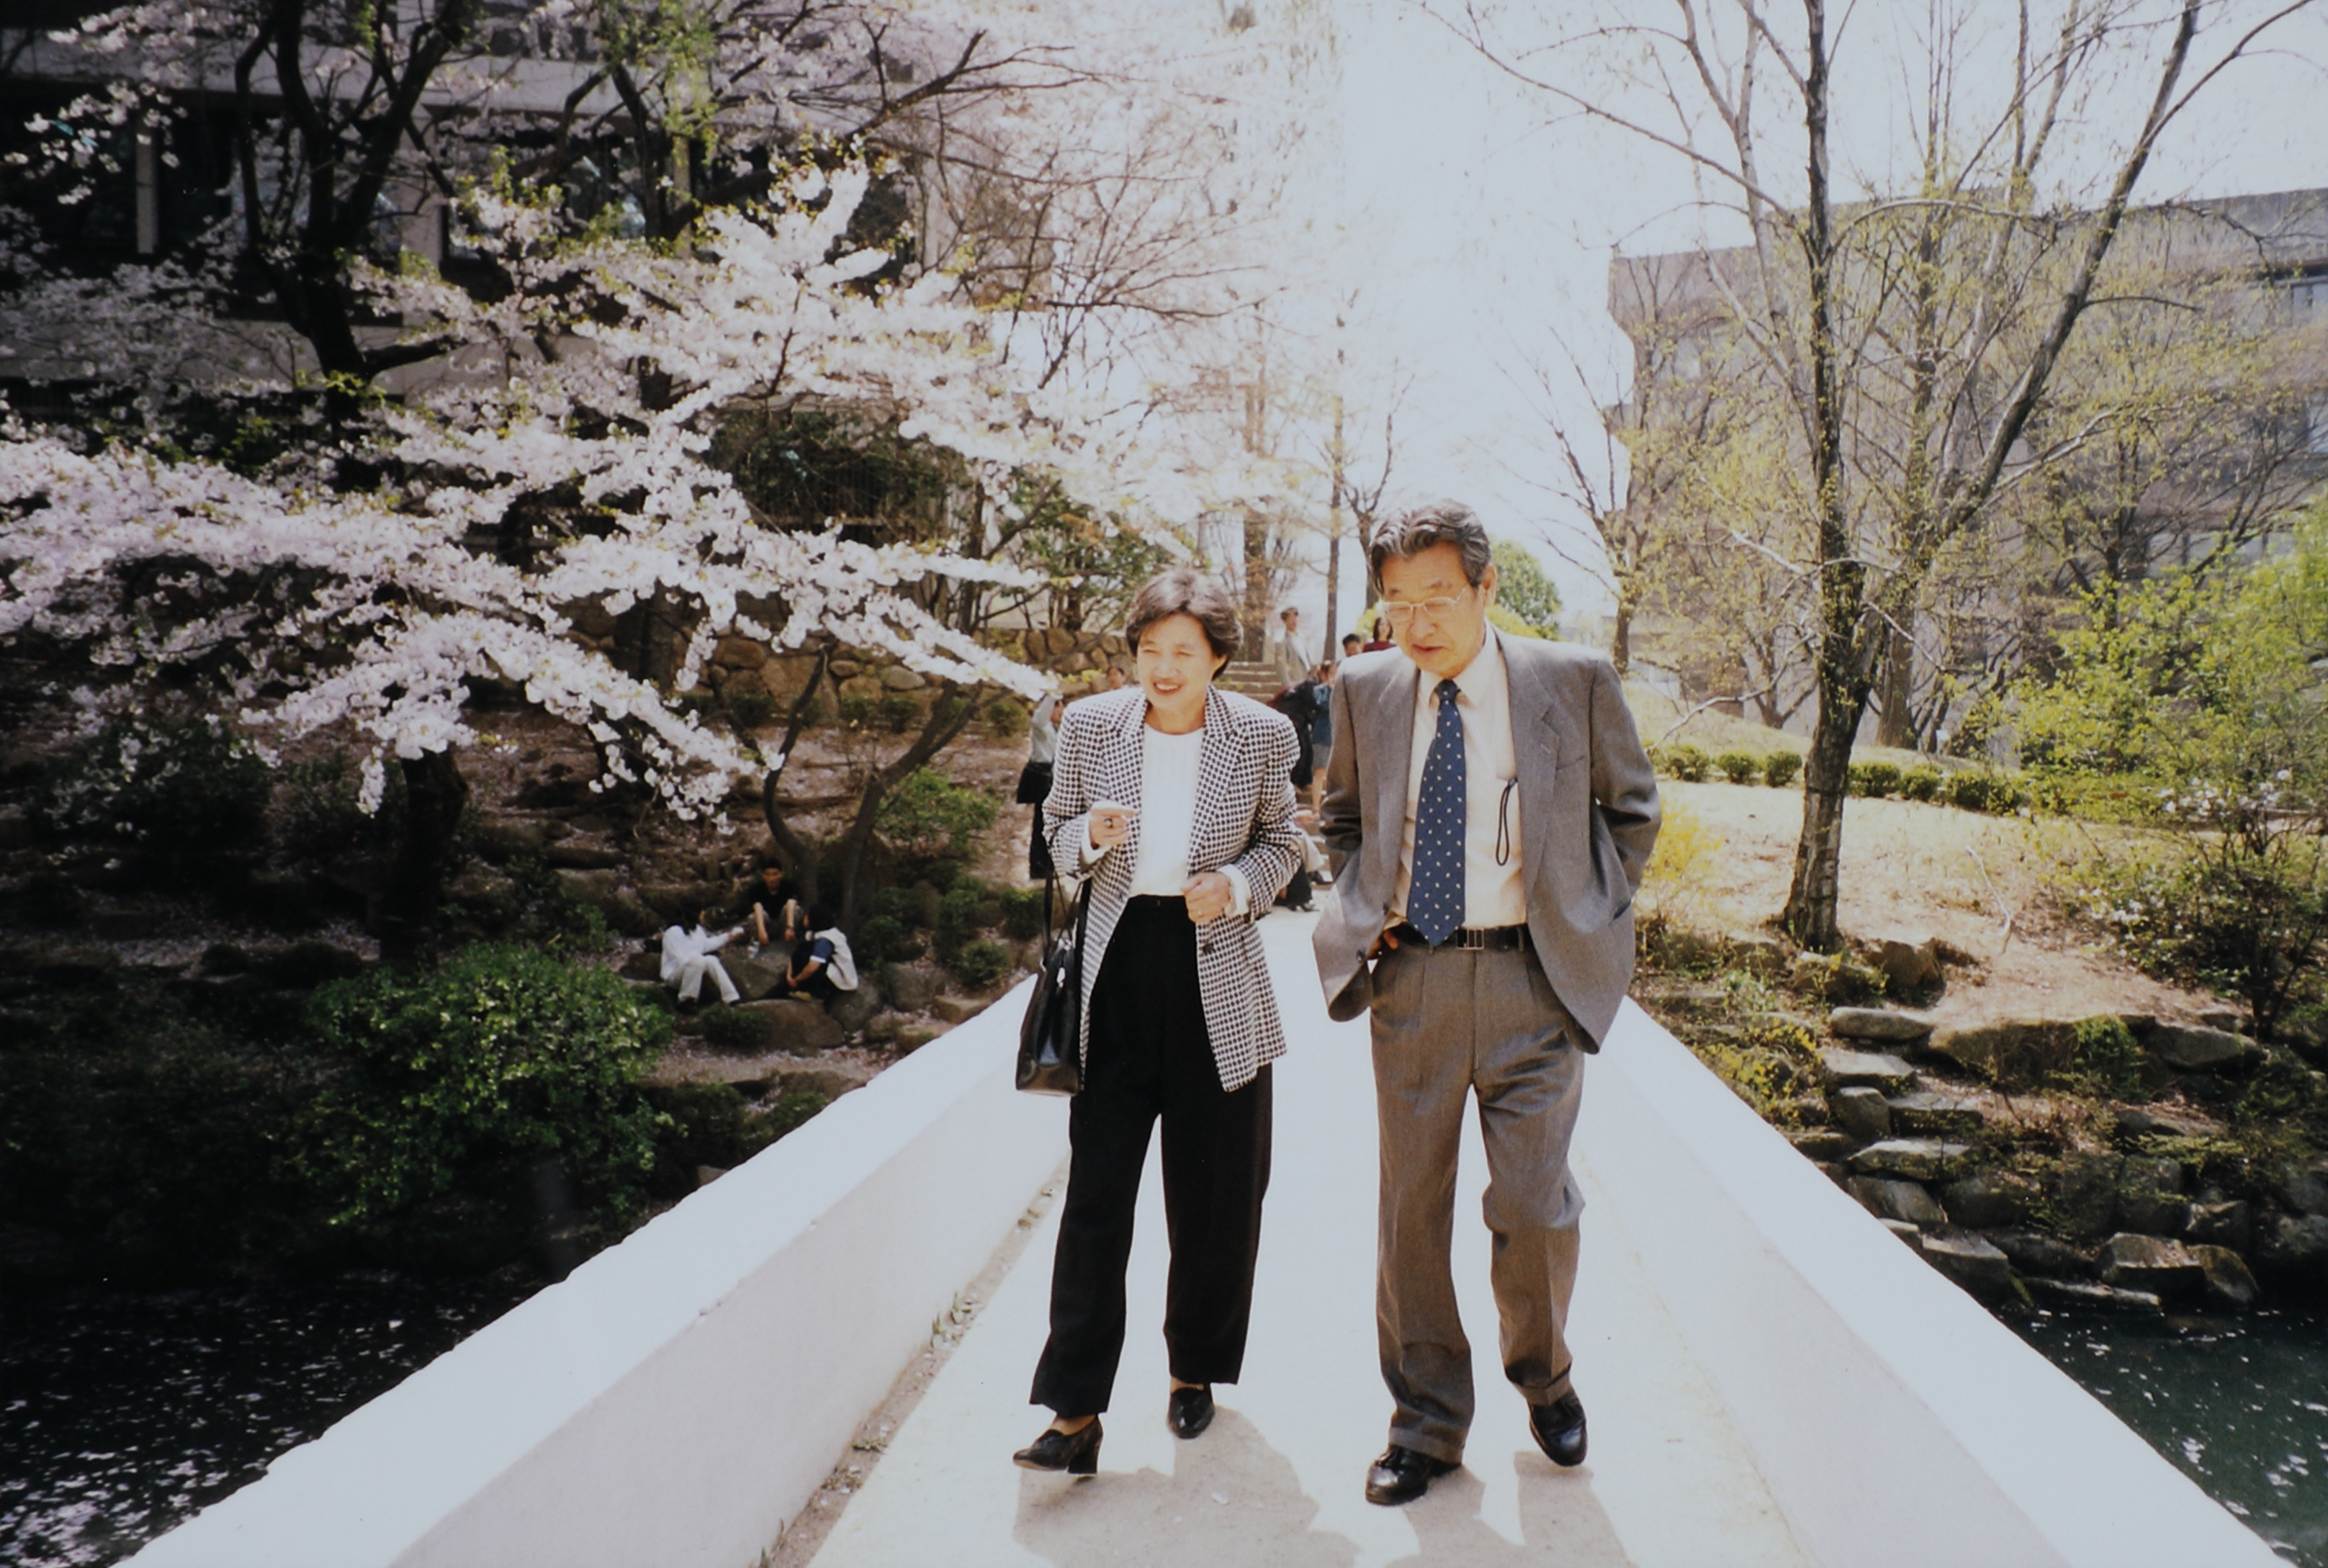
[1012, 570, 1304, 1477]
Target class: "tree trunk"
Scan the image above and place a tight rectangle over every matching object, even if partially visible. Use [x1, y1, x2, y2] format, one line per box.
[382, 749, 469, 960]
[1781, 673, 1866, 952]
[1874, 621, 1916, 749]
[1325, 527, 1341, 654]
[1241, 506, 1272, 659]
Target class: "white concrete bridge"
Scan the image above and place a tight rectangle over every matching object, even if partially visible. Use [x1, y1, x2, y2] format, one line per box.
[126, 915, 2278, 1568]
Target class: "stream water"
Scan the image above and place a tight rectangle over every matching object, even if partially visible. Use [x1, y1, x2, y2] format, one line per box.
[2011, 1306, 2328, 1565]
[0, 1274, 536, 1567]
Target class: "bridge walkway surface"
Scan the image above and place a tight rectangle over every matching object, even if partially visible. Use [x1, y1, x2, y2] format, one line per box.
[802, 911, 1809, 1568]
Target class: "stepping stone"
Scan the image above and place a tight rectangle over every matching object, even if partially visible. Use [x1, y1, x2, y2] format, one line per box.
[2187, 1244, 2260, 1309]
[1788, 1128, 1858, 1161]
[1921, 1231, 2013, 1300]
[1992, 1229, 2093, 1279]
[2098, 1234, 2208, 1304]
[1830, 1006, 1934, 1044]
[1848, 1176, 1946, 1226]
[2027, 1277, 2162, 1312]
[1926, 1018, 2078, 1089]
[1848, 1138, 1972, 1182]
[1885, 1089, 1986, 1135]
[1828, 1086, 1892, 1144]
[1817, 1047, 1918, 1096]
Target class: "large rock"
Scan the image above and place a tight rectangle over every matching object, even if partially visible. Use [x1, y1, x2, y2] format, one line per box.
[1867, 935, 1943, 1000]
[712, 636, 768, 670]
[1921, 1231, 2013, 1301]
[1848, 1176, 1946, 1227]
[2028, 1277, 2162, 1312]
[2146, 1024, 2260, 1073]
[886, 961, 943, 1011]
[881, 666, 927, 692]
[2185, 1197, 2254, 1253]
[2098, 1234, 2208, 1304]
[1848, 1138, 1972, 1182]
[734, 999, 846, 1055]
[1925, 1018, 2079, 1089]
[2188, 1244, 2261, 1309]
[1789, 952, 1885, 1005]
[1886, 1090, 1987, 1136]
[2256, 1214, 2328, 1289]
[2114, 1157, 2190, 1236]
[2113, 1104, 2222, 1139]
[546, 840, 626, 870]
[1941, 1170, 2037, 1229]
[636, 880, 728, 924]
[1724, 934, 1794, 978]
[618, 947, 663, 983]
[827, 984, 884, 1035]
[1829, 1006, 1933, 1045]
[2047, 1153, 2127, 1242]
[931, 994, 993, 1025]
[1828, 1086, 1891, 1144]
[1788, 1129, 1858, 1161]
[2278, 1158, 2328, 1217]
[1993, 1230, 2093, 1279]
[1817, 1047, 1918, 1096]
[720, 952, 788, 1004]
[553, 870, 657, 936]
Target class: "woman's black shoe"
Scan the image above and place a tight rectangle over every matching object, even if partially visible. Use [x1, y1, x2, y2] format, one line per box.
[1014, 1418, 1102, 1474]
[1167, 1385, 1214, 1439]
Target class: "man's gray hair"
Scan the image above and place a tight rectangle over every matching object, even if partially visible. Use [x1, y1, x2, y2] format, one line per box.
[1369, 500, 1494, 589]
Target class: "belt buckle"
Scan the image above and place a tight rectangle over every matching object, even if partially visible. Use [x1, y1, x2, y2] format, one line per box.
[1453, 927, 1487, 950]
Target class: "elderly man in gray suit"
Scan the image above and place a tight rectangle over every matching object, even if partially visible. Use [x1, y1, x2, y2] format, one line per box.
[1313, 500, 1660, 1506]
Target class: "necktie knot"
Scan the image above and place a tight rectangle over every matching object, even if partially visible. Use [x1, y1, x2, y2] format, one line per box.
[1437, 678, 1460, 709]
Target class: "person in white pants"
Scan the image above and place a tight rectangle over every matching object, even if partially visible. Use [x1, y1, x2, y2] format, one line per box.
[661, 909, 743, 1006]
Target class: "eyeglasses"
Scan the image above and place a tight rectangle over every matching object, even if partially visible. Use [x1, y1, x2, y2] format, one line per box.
[1378, 585, 1475, 627]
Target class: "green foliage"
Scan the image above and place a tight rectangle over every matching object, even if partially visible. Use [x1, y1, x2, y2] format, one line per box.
[724, 689, 778, 729]
[933, 882, 989, 959]
[2069, 1016, 2144, 1098]
[1490, 540, 1563, 638]
[1013, 471, 1177, 634]
[1712, 750, 1762, 785]
[837, 693, 878, 728]
[1761, 751, 1803, 788]
[279, 750, 407, 860]
[761, 1089, 828, 1141]
[998, 885, 1048, 940]
[950, 939, 1011, 991]
[1847, 760, 1902, 798]
[37, 718, 271, 865]
[876, 767, 999, 864]
[292, 945, 673, 1232]
[699, 1005, 768, 1052]
[1946, 770, 2024, 814]
[1900, 765, 1944, 802]
[1655, 743, 1710, 782]
[855, 913, 920, 965]
[877, 693, 920, 734]
[2078, 844, 2328, 1035]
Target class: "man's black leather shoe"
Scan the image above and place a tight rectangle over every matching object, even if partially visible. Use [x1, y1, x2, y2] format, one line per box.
[1167, 1385, 1214, 1439]
[1529, 1392, 1588, 1467]
[1364, 1444, 1457, 1505]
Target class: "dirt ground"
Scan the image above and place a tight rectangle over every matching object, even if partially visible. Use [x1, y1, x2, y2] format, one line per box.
[1653, 778, 2226, 1028]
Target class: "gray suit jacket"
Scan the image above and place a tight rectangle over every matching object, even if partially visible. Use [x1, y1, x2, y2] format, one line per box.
[1045, 684, 1304, 1091]
[1309, 633, 1661, 1048]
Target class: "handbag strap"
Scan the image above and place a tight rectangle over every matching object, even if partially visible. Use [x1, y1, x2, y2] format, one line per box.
[1044, 866, 1092, 947]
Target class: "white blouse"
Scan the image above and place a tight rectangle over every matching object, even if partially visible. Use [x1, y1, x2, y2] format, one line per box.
[1087, 724, 1252, 914]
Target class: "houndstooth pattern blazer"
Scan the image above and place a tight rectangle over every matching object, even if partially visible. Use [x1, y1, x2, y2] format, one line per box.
[1043, 683, 1303, 1092]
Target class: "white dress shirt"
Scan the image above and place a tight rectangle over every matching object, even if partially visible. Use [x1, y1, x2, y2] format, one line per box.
[1088, 724, 1251, 915]
[660, 922, 734, 981]
[1390, 629, 1528, 929]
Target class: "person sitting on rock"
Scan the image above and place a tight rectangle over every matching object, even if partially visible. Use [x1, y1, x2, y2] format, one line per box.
[741, 858, 799, 953]
[662, 907, 744, 1007]
[779, 901, 858, 1003]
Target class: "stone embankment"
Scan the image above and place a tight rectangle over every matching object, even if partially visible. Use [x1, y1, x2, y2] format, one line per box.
[1640, 932, 2328, 1315]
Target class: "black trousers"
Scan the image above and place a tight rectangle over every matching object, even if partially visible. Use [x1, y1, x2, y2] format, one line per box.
[1030, 896, 1272, 1415]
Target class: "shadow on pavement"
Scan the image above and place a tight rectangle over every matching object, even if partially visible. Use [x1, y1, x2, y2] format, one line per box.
[1380, 1452, 1633, 1568]
[1012, 1408, 1359, 1568]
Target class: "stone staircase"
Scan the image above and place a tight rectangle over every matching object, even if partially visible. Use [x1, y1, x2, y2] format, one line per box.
[1218, 659, 1288, 700]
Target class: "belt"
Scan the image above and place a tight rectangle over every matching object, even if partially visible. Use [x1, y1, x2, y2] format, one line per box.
[1391, 922, 1529, 952]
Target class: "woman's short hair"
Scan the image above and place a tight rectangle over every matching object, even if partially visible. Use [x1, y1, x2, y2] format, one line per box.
[1124, 569, 1241, 662]
[1368, 500, 1494, 590]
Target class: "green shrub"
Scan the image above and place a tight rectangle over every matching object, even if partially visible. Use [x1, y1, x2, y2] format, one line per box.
[1659, 743, 1709, 783]
[1761, 752, 1802, 788]
[998, 885, 1048, 940]
[873, 886, 920, 926]
[855, 913, 922, 965]
[37, 718, 271, 862]
[2085, 845, 2328, 1037]
[2069, 1016, 2144, 1097]
[1947, 770, 2023, 814]
[293, 945, 673, 1231]
[1712, 750, 1762, 785]
[1847, 760, 1902, 798]
[759, 1089, 827, 1141]
[877, 694, 920, 734]
[724, 690, 777, 729]
[279, 750, 405, 860]
[837, 693, 877, 728]
[951, 939, 1011, 991]
[876, 769, 999, 863]
[934, 883, 989, 958]
[699, 1005, 768, 1052]
[1900, 765, 1944, 803]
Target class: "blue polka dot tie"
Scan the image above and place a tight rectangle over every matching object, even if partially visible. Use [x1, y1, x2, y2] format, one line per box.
[1409, 678, 1466, 946]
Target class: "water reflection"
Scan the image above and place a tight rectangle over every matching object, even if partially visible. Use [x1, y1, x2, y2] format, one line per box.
[2011, 1306, 2328, 1567]
[0, 1274, 533, 1567]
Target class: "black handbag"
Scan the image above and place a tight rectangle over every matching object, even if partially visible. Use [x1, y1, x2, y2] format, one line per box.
[1017, 873, 1090, 1095]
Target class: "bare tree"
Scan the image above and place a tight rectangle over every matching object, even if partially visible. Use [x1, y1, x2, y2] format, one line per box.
[1444, 0, 2319, 949]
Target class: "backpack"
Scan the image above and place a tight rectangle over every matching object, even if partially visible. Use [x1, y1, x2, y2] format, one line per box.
[817, 928, 860, 991]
